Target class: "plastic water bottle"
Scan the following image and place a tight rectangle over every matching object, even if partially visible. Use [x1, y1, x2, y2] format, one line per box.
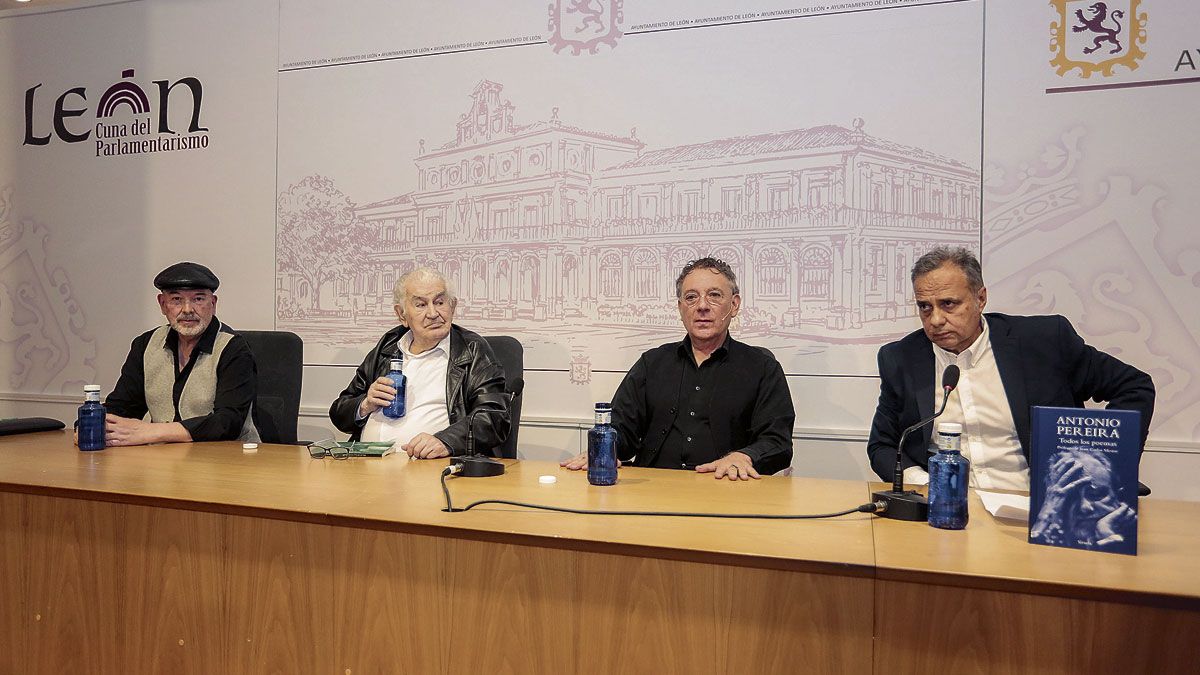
[928, 422, 969, 529]
[382, 357, 407, 419]
[587, 402, 618, 486]
[78, 384, 106, 451]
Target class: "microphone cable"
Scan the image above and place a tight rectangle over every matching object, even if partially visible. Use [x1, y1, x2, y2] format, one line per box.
[440, 466, 884, 518]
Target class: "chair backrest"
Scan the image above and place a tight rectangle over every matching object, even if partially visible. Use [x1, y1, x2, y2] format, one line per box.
[238, 330, 303, 445]
[483, 335, 523, 459]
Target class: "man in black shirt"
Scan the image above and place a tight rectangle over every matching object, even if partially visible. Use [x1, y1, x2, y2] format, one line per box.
[562, 257, 795, 479]
[101, 262, 258, 446]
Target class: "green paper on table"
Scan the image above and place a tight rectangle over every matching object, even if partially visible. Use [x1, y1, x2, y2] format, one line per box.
[336, 441, 396, 457]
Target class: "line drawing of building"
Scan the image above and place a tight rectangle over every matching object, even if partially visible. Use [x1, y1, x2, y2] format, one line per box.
[276, 80, 979, 366]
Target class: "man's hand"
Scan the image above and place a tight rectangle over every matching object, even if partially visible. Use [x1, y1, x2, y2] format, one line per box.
[105, 414, 160, 446]
[1030, 454, 1090, 540]
[696, 451, 760, 480]
[1095, 502, 1136, 546]
[358, 377, 398, 418]
[403, 432, 450, 459]
[559, 452, 622, 471]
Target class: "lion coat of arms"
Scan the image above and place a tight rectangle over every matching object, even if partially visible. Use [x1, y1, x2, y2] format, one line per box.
[548, 0, 624, 55]
[1050, 0, 1147, 77]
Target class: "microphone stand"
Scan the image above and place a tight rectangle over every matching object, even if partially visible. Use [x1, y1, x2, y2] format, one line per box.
[449, 379, 522, 478]
[872, 386, 953, 521]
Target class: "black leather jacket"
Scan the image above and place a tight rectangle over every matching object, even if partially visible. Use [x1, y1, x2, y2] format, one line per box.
[329, 324, 510, 455]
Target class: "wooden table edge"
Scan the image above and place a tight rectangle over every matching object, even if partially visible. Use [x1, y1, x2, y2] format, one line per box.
[0, 479, 878, 580]
[874, 565, 1200, 611]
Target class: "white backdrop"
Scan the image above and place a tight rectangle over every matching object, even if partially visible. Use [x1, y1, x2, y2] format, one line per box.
[2, 0, 1197, 498]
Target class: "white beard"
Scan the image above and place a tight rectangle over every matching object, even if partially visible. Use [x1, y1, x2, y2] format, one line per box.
[170, 316, 208, 337]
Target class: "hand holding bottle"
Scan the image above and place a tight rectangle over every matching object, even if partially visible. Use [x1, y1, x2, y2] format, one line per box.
[358, 377, 399, 418]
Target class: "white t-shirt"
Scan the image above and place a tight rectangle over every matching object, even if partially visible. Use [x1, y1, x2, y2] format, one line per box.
[360, 332, 452, 446]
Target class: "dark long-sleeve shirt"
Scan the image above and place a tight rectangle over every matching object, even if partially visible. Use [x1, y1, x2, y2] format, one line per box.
[105, 318, 257, 441]
[611, 334, 795, 474]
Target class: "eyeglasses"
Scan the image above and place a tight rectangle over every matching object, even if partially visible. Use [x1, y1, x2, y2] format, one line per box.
[307, 440, 350, 460]
[680, 290, 731, 307]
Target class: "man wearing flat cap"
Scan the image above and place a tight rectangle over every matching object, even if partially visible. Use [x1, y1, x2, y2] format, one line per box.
[101, 262, 259, 445]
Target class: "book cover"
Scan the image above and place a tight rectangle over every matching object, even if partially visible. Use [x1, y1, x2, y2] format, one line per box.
[338, 441, 396, 457]
[1028, 406, 1140, 555]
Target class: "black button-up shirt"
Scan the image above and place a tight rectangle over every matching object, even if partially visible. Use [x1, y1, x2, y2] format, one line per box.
[610, 334, 795, 473]
[657, 340, 726, 469]
[105, 317, 257, 441]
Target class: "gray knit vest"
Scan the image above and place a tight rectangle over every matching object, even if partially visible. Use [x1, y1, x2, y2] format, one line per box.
[143, 323, 258, 442]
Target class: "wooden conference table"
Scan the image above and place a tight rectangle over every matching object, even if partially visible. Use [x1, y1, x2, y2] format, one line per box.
[0, 432, 1197, 674]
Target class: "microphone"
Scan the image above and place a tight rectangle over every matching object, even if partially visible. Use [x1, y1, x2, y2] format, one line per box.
[449, 377, 523, 478]
[508, 376, 525, 398]
[872, 364, 960, 521]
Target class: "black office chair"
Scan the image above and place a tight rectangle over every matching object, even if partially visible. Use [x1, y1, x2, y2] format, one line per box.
[239, 330, 303, 445]
[483, 335, 523, 459]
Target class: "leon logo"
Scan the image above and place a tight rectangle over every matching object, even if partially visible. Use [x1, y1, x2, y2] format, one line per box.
[23, 68, 209, 157]
[547, 0, 624, 55]
[1050, 0, 1147, 77]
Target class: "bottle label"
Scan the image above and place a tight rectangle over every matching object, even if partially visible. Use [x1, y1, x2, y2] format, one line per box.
[595, 411, 611, 425]
[937, 432, 961, 452]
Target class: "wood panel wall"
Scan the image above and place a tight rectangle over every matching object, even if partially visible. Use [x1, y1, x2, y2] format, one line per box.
[0, 492, 874, 674]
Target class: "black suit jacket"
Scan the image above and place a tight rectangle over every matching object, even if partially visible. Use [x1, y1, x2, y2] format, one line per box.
[867, 313, 1155, 482]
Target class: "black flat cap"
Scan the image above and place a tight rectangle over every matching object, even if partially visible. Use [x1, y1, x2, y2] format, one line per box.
[154, 262, 220, 291]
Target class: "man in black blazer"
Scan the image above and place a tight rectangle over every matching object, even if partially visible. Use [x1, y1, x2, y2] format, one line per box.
[867, 247, 1154, 489]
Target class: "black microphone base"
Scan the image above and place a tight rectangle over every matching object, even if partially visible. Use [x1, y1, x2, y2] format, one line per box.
[454, 456, 505, 478]
[872, 489, 929, 521]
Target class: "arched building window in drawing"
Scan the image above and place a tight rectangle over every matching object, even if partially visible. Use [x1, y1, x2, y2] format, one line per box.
[866, 245, 885, 294]
[562, 255, 579, 298]
[800, 245, 832, 299]
[445, 260, 462, 299]
[632, 249, 657, 300]
[669, 247, 698, 268]
[472, 258, 488, 301]
[600, 251, 622, 299]
[495, 260, 511, 302]
[520, 256, 540, 303]
[758, 248, 788, 298]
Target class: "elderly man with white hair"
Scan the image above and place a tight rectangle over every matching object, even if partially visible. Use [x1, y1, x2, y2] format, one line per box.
[329, 267, 510, 459]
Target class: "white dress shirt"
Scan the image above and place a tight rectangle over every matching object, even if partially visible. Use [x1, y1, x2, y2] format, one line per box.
[903, 319, 1030, 490]
[360, 332, 452, 446]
